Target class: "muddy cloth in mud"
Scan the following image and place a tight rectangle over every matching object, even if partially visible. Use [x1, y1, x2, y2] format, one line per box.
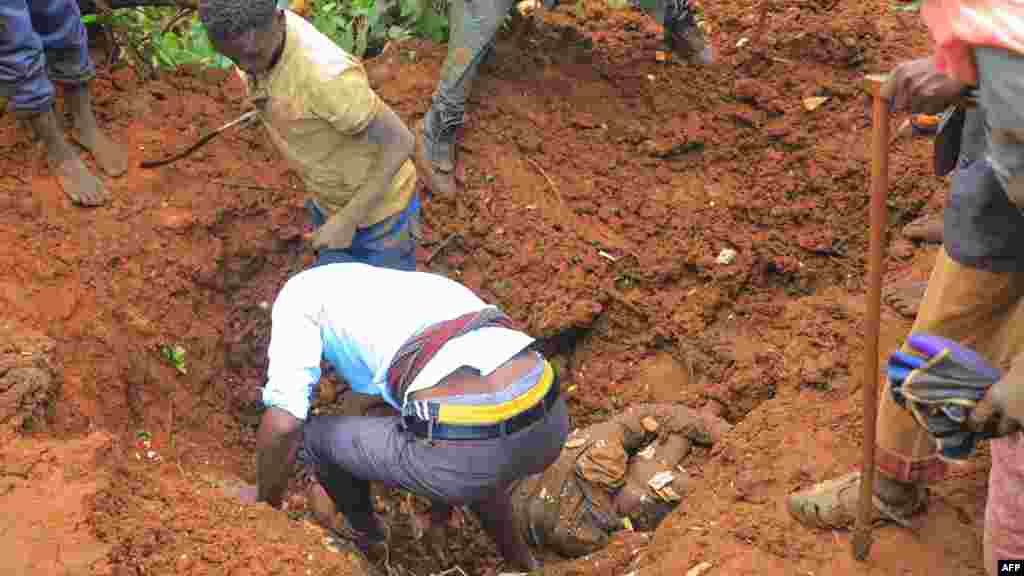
[264, 263, 568, 536]
[420, 0, 705, 162]
[0, 0, 95, 112]
[236, 10, 417, 228]
[508, 403, 731, 558]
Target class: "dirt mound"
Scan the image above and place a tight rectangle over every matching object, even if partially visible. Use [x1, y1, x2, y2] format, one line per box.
[1, 432, 113, 576]
[0, 321, 60, 433]
[0, 0, 993, 573]
[89, 458, 376, 576]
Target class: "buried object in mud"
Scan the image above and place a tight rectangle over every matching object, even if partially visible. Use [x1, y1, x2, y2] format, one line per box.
[509, 403, 731, 558]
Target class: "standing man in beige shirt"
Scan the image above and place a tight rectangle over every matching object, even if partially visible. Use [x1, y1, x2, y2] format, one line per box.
[200, 0, 421, 271]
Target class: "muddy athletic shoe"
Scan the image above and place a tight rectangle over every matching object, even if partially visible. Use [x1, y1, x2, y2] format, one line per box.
[414, 119, 456, 196]
[787, 471, 928, 530]
[664, 0, 714, 65]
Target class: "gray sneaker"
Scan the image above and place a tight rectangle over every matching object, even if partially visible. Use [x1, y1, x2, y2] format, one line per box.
[664, 0, 714, 65]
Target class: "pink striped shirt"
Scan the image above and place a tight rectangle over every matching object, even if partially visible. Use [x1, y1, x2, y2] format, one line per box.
[921, 0, 1024, 84]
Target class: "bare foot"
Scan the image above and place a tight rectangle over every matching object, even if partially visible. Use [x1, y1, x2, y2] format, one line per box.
[76, 125, 128, 177]
[26, 108, 110, 206]
[883, 280, 928, 319]
[66, 84, 128, 177]
[51, 154, 109, 206]
[902, 213, 943, 243]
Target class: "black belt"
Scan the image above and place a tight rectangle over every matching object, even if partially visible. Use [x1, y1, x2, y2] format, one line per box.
[403, 374, 560, 441]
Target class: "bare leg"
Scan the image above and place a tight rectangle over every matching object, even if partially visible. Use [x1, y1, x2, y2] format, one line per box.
[428, 501, 453, 564]
[471, 491, 538, 571]
[23, 106, 108, 206]
[65, 82, 127, 177]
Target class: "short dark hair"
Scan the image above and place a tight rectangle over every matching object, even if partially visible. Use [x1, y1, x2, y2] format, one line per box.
[199, 0, 278, 40]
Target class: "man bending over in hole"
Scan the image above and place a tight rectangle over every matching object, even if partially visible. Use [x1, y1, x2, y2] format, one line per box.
[413, 0, 715, 195]
[0, 0, 127, 205]
[199, 0, 421, 271]
[233, 262, 569, 571]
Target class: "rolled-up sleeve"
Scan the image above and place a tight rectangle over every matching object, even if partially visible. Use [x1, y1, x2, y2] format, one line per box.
[310, 67, 381, 136]
[262, 277, 325, 421]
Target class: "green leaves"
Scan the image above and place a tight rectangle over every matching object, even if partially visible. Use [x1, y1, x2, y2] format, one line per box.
[309, 0, 449, 58]
[80, 0, 449, 74]
[82, 8, 232, 72]
[891, 0, 923, 12]
[160, 344, 188, 375]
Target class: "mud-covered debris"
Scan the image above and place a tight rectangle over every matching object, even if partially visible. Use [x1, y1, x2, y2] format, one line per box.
[802, 96, 829, 111]
[641, 416, 659, 433]
[566, 436, 589, 449]
[637, 445, 657, 460]
[686, 561, 713, 576]
[0, 322, 59, 433]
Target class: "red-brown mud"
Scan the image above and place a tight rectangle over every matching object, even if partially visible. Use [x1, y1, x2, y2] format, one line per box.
[0, 0, 986, 574]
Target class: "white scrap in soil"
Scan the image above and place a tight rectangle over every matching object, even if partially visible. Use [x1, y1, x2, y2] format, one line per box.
[516, 0, 537, 14]
[715, 248, 738, 265]
[648, 471, 675, 490]
[802, 96, 830, 111]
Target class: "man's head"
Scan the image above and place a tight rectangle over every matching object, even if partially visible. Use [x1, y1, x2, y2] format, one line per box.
[200, 0, 285, 74]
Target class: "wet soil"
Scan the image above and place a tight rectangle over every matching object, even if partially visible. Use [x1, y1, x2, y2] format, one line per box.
[0, 0, 988, 574]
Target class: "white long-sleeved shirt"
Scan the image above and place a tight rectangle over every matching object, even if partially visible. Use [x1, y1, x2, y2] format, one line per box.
[262, 263, 535, 420]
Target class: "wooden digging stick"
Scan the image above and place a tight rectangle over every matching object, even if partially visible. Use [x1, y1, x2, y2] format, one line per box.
[140, 108, 259, 169]
[852, 74, 891, 562]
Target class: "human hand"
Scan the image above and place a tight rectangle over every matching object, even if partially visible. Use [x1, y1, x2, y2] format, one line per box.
[881, 58, 968, 115]
[219, 481, 260, 504]
[969, 358, 1024, 439]
[311, 212, 358, 251]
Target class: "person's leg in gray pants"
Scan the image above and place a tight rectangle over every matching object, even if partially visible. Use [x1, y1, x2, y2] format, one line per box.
[414, 0, 712, 196]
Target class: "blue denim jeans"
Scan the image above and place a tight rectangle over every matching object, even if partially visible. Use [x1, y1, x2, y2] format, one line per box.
[0, 0, 95, 112]
[307, 193, 421, 272]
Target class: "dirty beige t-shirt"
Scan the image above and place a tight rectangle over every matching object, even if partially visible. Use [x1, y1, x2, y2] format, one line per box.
[238, 10, 417, 227]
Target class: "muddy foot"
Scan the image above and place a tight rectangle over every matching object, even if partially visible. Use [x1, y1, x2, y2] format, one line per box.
[883, 280, 928, 319]
[902, 213, 943, 243]
[52, 155, 110, 206]
[77, 128, 129, 178]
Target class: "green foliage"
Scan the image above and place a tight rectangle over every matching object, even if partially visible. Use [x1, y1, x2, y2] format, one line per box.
[83, 0, 450, 75]
[309, 0, 448, 58]
[891, 0, 923, 12]
[160, 344, 188, 375]
[85, 8, 232, 72]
